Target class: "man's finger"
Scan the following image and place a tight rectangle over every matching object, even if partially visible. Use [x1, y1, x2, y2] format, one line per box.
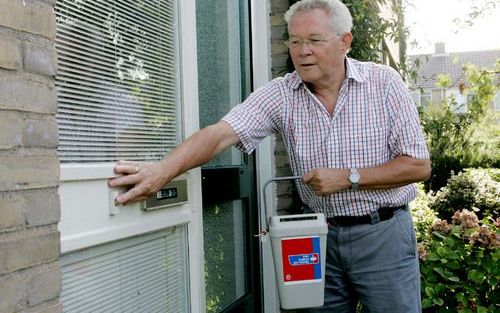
[108, 173, 139, 188]
[115, 187, 145, 204]
[302, 171, 314, 183]
[114, 163, 140, 175]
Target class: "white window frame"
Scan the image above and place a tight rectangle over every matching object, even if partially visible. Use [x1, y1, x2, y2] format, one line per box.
[420, 90, 431, 106]
[431, 88, 446, 105]
[494, 91, 500, 112]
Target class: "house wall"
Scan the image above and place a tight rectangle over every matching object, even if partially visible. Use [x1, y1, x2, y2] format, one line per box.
[0, 0, 62, 312]
[270, 0, 301, 216]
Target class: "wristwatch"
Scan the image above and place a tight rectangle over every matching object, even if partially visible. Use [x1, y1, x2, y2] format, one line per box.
[349, 168, 360, 191]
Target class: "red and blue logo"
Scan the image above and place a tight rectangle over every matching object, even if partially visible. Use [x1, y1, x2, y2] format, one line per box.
[281, 236, 322, 283]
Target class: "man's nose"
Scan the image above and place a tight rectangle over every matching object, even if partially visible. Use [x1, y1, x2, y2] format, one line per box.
[297, 42, 314, 55]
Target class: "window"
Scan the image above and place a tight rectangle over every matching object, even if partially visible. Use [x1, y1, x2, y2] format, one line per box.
[409, 90, 420, 106]
[494, 91, 500, 112]
[431, 88, 446, 105]
[420, 91, 431, 106]
[55, 1, 195, 312]
[55, 0, 180, 163]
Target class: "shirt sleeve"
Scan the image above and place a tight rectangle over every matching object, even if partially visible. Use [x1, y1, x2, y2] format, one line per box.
[385, 68, 430, 160]
[222, 80, 283, 153]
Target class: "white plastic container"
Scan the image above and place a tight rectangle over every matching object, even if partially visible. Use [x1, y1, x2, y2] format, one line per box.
[269, 213, 328, 310]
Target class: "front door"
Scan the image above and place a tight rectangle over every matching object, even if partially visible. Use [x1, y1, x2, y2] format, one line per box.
[196, 1, 260, 313]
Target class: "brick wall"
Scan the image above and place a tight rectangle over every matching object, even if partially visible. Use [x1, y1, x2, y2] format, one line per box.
[0, 0, 61, 312]
[270, 0, 302, 216]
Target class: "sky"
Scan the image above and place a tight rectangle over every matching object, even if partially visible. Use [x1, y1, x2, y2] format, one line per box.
[405, 0, 500, 55]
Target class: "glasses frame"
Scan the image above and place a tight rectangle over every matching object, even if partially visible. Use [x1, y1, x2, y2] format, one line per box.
[285, 34, 339, 49]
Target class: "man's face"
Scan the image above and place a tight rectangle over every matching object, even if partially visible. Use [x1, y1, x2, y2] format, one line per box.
[288, 8, 350, 87]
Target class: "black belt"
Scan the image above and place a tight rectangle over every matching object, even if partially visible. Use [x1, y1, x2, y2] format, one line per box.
[327, 205, 407, 226]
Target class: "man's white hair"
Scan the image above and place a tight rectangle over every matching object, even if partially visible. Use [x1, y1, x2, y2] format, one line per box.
[284, 0, 353, 34]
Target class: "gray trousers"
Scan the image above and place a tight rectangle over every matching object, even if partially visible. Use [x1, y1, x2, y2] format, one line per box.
[302, 208, 422, 313]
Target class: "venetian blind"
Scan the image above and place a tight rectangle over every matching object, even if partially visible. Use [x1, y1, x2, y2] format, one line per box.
[60, 226, 189, 313]
[55, 0, 179, 163]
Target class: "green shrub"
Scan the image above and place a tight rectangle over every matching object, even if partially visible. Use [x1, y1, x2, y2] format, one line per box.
[483, 168, 500, 182]
[419, 210, 500, 312]
[429, 169, 500, 221]
[418, 63, 500, 191]
[410, 183, 438, 244]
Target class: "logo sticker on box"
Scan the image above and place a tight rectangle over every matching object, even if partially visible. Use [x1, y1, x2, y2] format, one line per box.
[281, 236, 322, 283]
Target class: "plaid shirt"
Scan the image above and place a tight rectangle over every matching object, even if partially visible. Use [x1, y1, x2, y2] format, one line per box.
[223, 58, 429, 217]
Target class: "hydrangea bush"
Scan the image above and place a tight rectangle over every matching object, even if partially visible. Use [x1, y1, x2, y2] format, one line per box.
[418, 210, 499, 312]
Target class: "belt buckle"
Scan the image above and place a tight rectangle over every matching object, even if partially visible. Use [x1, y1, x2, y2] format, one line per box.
[369, 210, 380, 224]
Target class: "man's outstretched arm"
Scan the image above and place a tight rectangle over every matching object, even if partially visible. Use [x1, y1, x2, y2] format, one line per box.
[108, 120, 239, 204]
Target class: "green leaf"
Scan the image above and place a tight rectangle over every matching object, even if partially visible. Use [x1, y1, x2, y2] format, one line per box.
[456, 292, 467, 305]
[433, 267, 450, 279]
[468, 269, 485, 283]
[432, 297, 444, 306]
[422, 298, 433, 309]
[425, 286, 435, 297]
[477, 306, 488, 313]
[437, 246, 448, 257]
[446, 251, 460, 259]
[427, 252, 441, 261]
[448, 276, 460, 282]
[435, 283, 447, 294]
[448, 261, 461, 269]
[433, 231, 448, 240]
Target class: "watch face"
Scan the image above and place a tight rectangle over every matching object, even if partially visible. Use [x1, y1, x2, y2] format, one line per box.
[349, 169, 360, 183]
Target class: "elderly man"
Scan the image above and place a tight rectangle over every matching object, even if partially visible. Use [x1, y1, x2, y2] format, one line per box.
[109, 0, 430, 312]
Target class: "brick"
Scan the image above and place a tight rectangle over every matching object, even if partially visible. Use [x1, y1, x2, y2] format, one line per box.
[0, 0, 56, 39]
[0, 76, 56, 114]
[28, 265, 61, 306]
[25, 189, 60, 227]
[272, 54, 289, 70]
[270, 13, 287, 27]
[23, 42, 57, 77]
[0, 155, 59, 192]
[28, 302, 63, 313]
[276, 181, 293, 195]
[0, 230, 60, 274]
[0, 37, 21, 70]
[274, 154, 290, 167]
[0, 192, 25, 231]
[277, 195, 293, 211]
[271, 42, 288, 56]
[271, 0, 290, 12]
[0, 111, 23, 150]
[23, 117, 59, 149]
[271, 26, 287, 41]
[0, 272, 26, 312]
[276, 166, 292, 177]
[41, 0, 57, 5]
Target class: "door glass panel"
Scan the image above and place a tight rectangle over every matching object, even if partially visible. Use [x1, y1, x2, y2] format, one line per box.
[196, 0, 251, 167]
[203, 200, 247, 313]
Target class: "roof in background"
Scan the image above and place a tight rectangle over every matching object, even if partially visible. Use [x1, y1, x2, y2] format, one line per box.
[408, 44, 500, 90]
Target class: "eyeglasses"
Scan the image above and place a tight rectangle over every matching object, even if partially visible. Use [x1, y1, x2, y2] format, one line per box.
[285, 34, 338, 49]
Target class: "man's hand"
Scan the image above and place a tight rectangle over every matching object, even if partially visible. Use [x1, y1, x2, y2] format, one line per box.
[108, 160, 170, 205]
[302, 168, 350, 196]
[107, 121, 240, 205]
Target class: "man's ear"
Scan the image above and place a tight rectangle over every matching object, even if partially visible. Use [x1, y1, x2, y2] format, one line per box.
[340, 32, 353, 53]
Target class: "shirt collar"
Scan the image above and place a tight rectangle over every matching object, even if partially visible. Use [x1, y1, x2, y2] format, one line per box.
[290, 57, 365, 90]
[345, 57, 365, 83]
